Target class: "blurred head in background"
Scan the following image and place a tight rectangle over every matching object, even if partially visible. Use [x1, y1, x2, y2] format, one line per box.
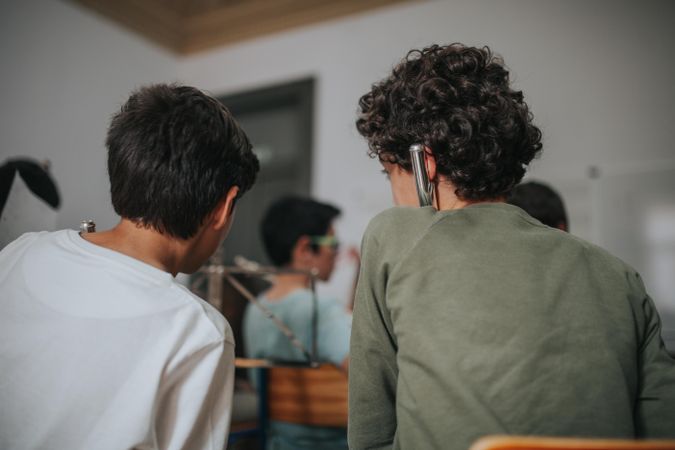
[508, 180, 568, 231]
[261, 196, 341, 282]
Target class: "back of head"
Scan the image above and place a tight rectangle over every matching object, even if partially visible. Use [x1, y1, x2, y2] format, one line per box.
[508, 181, 568, 231]
[106, 84, 259, 239]
[356, 43, 542, 200]
[261, 196, 341, 267]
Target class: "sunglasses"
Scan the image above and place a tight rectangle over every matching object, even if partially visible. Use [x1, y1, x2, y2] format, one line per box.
[309, 235, 340, 251]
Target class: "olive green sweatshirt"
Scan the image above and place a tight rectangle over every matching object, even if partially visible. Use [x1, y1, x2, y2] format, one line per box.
[348, 203, 675, 450]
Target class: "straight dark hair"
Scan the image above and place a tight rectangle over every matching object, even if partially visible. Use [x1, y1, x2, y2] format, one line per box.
[261, 196, 340, 266]
[106, 84, 259, 239]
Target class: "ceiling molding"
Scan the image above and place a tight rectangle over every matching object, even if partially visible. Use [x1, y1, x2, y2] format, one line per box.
[71, 0, 419, 55]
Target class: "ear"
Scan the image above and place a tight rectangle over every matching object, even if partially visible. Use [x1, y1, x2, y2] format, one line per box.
[291, 235, 313, 266]
[212, 186, 239, 231]
[423, 147, 437, 181]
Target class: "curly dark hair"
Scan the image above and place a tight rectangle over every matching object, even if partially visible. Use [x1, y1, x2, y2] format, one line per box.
[356, 43, 542, 200]
[107, 84, 259, 239]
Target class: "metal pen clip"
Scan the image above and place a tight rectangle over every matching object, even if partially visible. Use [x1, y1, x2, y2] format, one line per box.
[409, 144, 433, 207]
[79, 220, 96, 233]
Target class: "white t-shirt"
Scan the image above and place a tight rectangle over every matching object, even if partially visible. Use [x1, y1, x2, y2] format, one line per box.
[0, 230, 235, 450]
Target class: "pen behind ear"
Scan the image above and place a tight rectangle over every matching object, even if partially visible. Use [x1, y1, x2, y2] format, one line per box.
[409, 144, 433, 207]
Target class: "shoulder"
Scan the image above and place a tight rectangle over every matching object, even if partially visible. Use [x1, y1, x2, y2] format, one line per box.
[365, 206, 437, 236]
[362, 206, 438, 254]
[159, 287, 235, 381]
[530, 223, 646, 300]
[558, 228, 636, 275]
[1, 230, 55, 254]
[172, 283, 235, 346]
[265, 289, 316, 315]
[0, 230, 65, 270]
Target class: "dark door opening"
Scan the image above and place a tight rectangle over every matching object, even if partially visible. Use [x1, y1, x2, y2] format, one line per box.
[218, 78, 314, 266]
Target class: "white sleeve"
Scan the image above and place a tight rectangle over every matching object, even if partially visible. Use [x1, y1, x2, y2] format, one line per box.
[155, 339, 235, 450]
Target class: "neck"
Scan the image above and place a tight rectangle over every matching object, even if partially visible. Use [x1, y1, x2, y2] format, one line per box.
[81, 219, 193, 276]
[434, 180, 504, 210]
[264, 271, 311, 301]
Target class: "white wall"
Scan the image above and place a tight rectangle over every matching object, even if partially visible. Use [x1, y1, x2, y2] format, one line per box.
[0, 0, 177, 231]
[177, 0, 675, 313]
[2, 1, 675, 338]
[177, 0, 675, 237]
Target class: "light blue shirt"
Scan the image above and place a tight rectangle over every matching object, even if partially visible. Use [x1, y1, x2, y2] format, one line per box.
[243, 288, 351, 365]
[242, 288, 351, 450]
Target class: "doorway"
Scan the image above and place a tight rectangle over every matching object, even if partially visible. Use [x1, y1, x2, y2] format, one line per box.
[218, 78, 314, 266]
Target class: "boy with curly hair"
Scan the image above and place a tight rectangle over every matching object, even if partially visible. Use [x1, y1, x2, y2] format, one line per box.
[349, 44, 675, 450]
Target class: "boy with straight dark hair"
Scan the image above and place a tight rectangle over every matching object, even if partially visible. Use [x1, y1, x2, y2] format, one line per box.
[243, 195, 352, 450]
[0, 84, 259, 450]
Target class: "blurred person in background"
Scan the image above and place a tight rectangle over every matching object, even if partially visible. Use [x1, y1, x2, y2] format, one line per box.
[243, 195, 352, 450]
[508, 180, 568, 231]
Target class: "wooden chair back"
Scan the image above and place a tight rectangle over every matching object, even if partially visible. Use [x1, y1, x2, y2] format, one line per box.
[266, 364, 348, 428]
[470, 436, 675, 450]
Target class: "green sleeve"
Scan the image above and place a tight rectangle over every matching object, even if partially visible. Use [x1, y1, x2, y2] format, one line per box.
[348, 228, 398, 450]
[633, 281, 675, 437]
